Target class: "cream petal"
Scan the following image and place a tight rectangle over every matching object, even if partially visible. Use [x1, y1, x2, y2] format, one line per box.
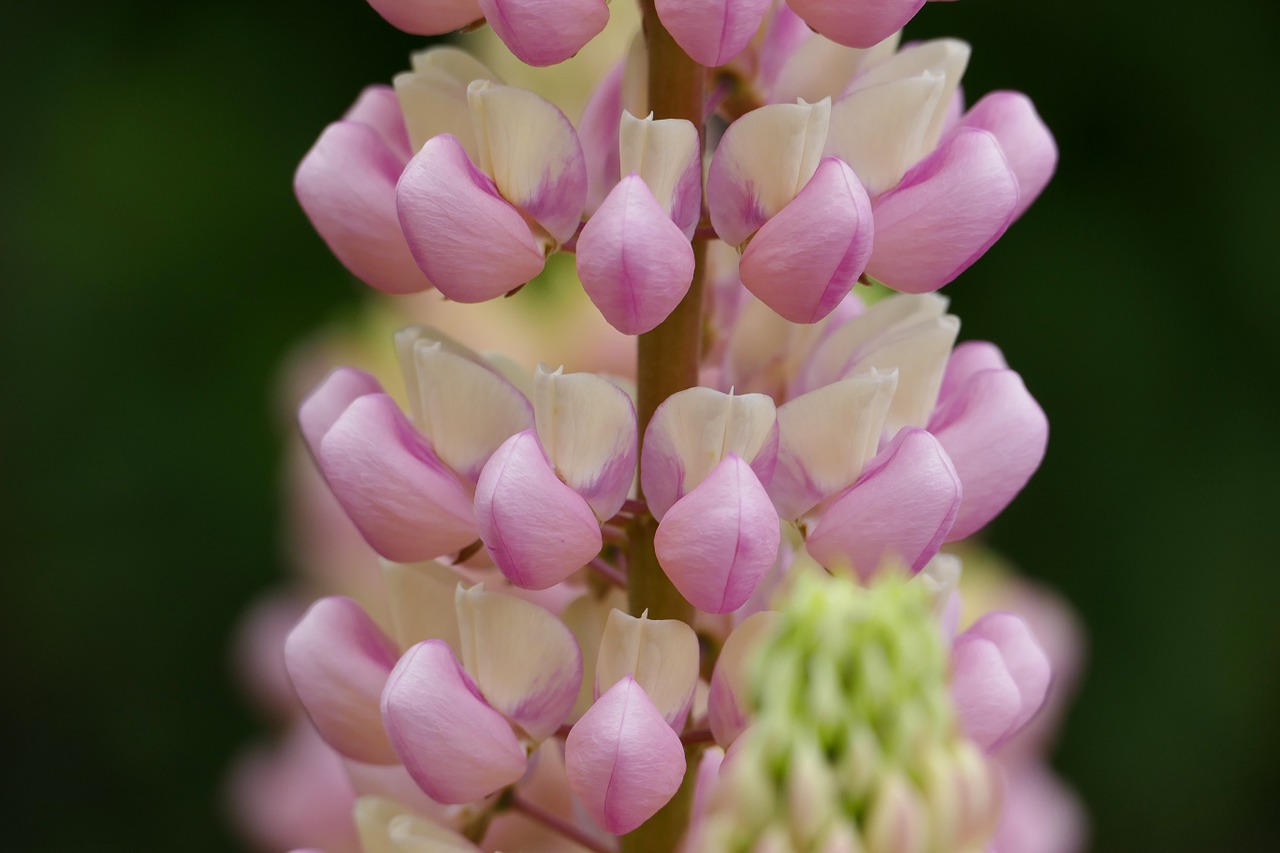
[618, 111, 702, 236]
[394, 48, 501, 157]
[381, 560, 463, 654]
[771, 369, 897, 519]
[706, 99, 831, 247]
[455, 585, 583, 742]
[595, 609, 700, 729]
[708, 610, 779, 748]
[826, 73, 947, 197]
[848, 38, 970, 153]
[533, 366, 638, 520]
[467, 81, 587, 244]
[640, 387, 779, 519]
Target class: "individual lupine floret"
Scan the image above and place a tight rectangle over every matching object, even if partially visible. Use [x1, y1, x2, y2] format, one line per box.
[707, 97, 875, 324]
[722, 291, 1048, 546]
[820, 39, 1057, 292]
[576, 111, 701, 334]
[474, 365, 637, 589]
[382, 585, 583, 803]
[564, 609, 700, 833]
[295, 48, 501, 296]
[298, 327, 532, 563]
[695, 569, 1004, 852]
[951, 611, 1052, 752]
[364, 0, 608, 67]
[641, 387, 782, 612]
[397, 81, 588, 300]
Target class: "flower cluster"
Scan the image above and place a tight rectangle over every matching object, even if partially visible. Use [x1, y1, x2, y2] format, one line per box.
[228, 0, 1085, 850]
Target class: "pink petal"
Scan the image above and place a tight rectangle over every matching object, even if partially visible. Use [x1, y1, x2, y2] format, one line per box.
[298, 367, 383, 453]
[708, 611, 779, 747]
[564, 677, 686, 835]
[577, 174, 696, 334]
[365, 0, 482, 35]
[951, 612, 1051, 751]
[284, 597, 400, 764]
[343, 84, 413, 161]
[381, 640, 528, 803]
[928, 368, 1047, 541]
[739, 157, 873, 323]
[786, 0, 925, 49]
[959, 91, 1057, 219]
[316, 393, 477, 563]
[937, 339, 1008, 403]
[655, 0, 772, 67]
[654, 454, 781, 613]
[294, 120, 430, 295]
[396, 134, 544, 302]
[806, 427, 961, 578]
[478, 0, 609, 67]
[866, 127, 1019, 293]
[580, 62, 624, 213]
[474, 430, 604, 590]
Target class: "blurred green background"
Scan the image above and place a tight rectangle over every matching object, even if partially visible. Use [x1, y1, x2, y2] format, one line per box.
[2, 0, 1277, 850]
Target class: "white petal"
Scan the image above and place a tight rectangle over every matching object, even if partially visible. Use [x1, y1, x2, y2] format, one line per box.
[533, 366, 638, 520]
[618, 111, 702, 235]
[455, 585, 582, 741]
[394, 48, 501, 156]
[827, 74, 946, 197]
[770, 31, 899, 105]
[596, 609, 700, 729]
[848, 38, 970, 153]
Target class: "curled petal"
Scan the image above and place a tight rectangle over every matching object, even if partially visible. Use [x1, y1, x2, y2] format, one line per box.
[951, 612, 1051, 751]
[393, 48, 500, 157]
[396, 134, 545, 301]
[565, 677, 686, 834]
[467, 81, 588, 243]
[477, 0, 609, 67]
[298, 367, 384, 453]
[707, 99, 831, 247]
[655, 0, 771, 67]
[959, 90, 1058, 219]
[397, 336, 534, 483]
[929, 368, 1048, 541]
[654, 454, 781, 613]
[284, 597, 400, 765]
[708, 611, 779, 747]
[343, 84, 413, 161]
[848, 38, 970, 153]
[596, 610, 700, 729]
[938, 340, 1008, 402]
[577, 175, 695, 334]
[866, 127, 1019, 293]
[787, 0, 925, 49]
[826, 74, 946, 197]
[641, 387, 778, 519]
[475, 431, 603, 590]
[771, 370, 896, 519]
[793, 292, 957, 434]
[806, 428, 961, 578]
[382, 641, 527, 803]
[317, 394, 476, 563]
[618, 112, 702, 236]
[295, 119, 429, 295]
[365, 0, 482, 35]
[739, 157, 873, 323]
[455, 585, 583, 741]
[533, 367, 638, 520]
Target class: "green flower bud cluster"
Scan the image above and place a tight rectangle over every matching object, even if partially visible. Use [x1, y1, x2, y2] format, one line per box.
[698, 570, 999, 853]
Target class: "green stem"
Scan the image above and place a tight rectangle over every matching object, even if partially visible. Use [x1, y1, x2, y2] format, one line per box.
[621, 2, 707, 851]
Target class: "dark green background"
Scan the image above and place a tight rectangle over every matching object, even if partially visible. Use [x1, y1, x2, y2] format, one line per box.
[2, 1, 1276, 850]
